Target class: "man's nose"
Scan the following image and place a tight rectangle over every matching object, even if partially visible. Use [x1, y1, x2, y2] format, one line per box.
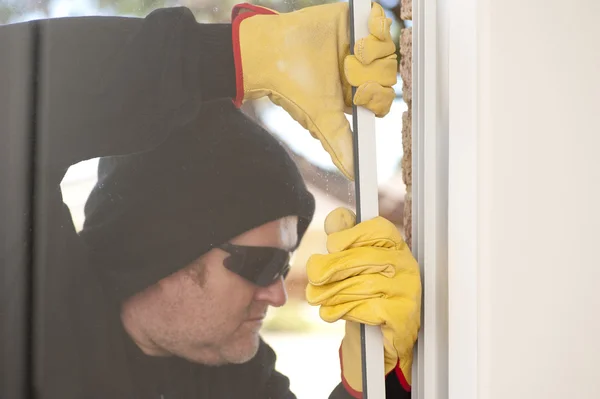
[255, 277, 288, 307]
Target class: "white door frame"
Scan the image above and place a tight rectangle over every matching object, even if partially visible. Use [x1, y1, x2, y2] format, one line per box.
[411, 0, 481, 398]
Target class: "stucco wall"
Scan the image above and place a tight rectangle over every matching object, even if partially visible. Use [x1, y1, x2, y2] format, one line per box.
[399, 0, 412, 247]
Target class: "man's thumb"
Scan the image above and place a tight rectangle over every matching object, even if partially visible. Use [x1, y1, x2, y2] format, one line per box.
[324, 207, 357, 235]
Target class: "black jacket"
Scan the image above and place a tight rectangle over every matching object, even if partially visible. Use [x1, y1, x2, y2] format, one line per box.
[0, 7, 409, 399]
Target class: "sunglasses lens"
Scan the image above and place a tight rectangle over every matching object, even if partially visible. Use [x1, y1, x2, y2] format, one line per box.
[281, 264, 291, 280]
[221, 244, 291, 287]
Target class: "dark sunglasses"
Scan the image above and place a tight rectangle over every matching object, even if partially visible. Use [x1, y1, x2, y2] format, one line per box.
[219, 242, 291, 287]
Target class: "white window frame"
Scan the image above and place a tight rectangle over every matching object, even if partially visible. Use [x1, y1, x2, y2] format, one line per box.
[411, 0, 480, 398]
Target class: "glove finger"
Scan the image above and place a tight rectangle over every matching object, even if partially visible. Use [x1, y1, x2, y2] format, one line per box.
[345, 54, 398, 88]
[324, 207, 356, 235]
[326, 216, 406, 253]
[306, 247, 398, 285]
[311, 112, 355, 180]
[354, 83, 395, 117]
[368, 15, 393, 42]
[269, 91, 355, 181]
[306, 285, 380, 307]
[355, 35, 396, 65]
[310, 256, 420, 304]
[306, 273, 394, 306]
[319, 298, 386, 324]
[368, 2, 389, 39]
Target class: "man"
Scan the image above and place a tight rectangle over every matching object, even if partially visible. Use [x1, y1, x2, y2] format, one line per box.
[50, 99, 419, 399]
[46, 99, 314, 398]
[0, 2, 420, 398]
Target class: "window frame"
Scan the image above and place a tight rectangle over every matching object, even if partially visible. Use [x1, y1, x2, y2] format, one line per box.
[411, 0, 482, 398]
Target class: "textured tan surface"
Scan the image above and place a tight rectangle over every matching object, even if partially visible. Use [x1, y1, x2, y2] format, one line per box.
[402, 109, 412, 248]
[399, 22, 412, 248]
[399, 28, 413, 105]
[403, 190, 412, 249]
[401, 111, 412, 185]
[401, 0, 412, 20]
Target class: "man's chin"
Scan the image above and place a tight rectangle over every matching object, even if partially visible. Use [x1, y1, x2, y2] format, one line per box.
[177, 330, 260, 366]
[221, 332, 261, 364]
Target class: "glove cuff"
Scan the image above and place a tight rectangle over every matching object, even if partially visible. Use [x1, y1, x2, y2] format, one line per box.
[230, 3, 277, 107]
[393, 359, 412, 392]
[339, 342, 413, 397]
[339, 343, 363, 399]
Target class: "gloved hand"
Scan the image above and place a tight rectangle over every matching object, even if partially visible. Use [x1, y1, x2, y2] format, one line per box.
[231, 2, 397, 180]
[306, 207, 421, 397]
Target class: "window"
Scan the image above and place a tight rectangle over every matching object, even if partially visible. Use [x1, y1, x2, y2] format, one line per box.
[0, 1, 408, 398]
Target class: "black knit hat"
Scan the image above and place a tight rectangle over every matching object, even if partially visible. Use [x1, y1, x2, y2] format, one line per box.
[79, 100, 315, 302]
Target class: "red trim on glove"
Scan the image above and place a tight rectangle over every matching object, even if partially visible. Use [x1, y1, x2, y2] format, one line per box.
[392, 360, 412, 392]
[339, 345, 363, 399]
[231, 3, 275, 19]
[339, 345, 412, 396]
[230, 3, 277, 107]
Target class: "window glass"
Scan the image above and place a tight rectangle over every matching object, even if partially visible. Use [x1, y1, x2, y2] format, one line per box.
[1, 1, 407, 398]
[0, 18, 36, 399]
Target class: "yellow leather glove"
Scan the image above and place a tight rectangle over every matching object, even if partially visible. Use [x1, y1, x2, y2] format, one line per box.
[231, 2, 397, 180]
[306, 207, 421, 396]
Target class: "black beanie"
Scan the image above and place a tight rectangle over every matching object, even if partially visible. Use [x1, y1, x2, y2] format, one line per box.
[79, 100, 315, 303]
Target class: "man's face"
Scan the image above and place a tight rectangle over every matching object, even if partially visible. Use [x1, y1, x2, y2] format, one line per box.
[121, 216, 298, 365]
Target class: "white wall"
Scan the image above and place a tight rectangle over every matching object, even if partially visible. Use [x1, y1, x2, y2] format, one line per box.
[450, 1, 600, 398]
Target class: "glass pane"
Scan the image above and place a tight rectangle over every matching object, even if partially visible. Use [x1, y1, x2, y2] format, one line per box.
[1, 0, 407, 398]
[0, 20, 36, 399]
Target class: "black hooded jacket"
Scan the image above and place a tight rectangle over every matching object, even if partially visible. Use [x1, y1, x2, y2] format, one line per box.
[0, 7, 409, 399]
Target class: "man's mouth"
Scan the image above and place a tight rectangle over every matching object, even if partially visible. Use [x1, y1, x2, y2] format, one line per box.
[246, 312, 267, 322]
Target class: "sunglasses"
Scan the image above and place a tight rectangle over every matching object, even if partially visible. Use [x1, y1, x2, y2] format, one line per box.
[219, 242, 291, 287]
